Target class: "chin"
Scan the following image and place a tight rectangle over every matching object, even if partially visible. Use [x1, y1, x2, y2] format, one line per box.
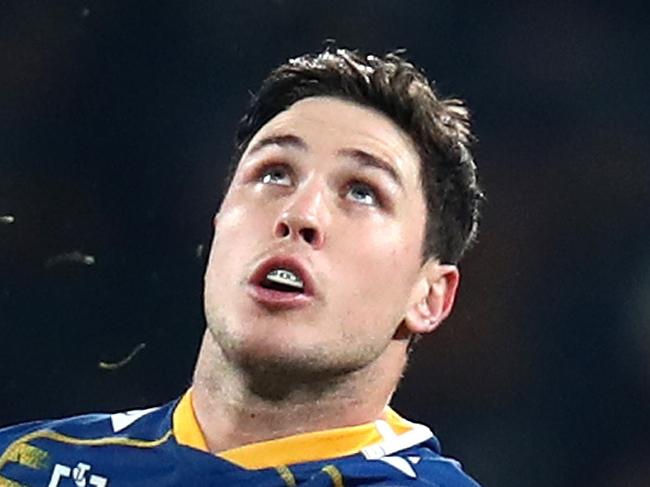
[207, 307, 390, 382]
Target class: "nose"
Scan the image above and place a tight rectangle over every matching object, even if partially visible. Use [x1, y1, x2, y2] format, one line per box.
[273, 180, 330, 249]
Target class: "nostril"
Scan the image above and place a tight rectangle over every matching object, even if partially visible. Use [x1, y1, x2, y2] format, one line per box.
[299, 228, 316, 244]
[276, 222, 290, 238]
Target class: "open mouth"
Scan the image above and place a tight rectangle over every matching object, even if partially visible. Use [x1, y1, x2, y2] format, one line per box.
[248, 257, 315, 309]
[260, 268, 305, 293]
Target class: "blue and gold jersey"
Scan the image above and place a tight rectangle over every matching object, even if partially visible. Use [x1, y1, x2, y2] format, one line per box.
[0, 391, 481, 486]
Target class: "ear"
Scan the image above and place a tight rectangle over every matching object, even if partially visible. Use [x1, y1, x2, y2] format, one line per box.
[403, 262, 460, 335]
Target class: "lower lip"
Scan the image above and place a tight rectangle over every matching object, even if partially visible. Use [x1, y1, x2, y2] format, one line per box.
[246, 284, 313, 310]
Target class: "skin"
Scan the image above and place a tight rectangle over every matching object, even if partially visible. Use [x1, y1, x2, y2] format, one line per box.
[192, 96, 459, 452]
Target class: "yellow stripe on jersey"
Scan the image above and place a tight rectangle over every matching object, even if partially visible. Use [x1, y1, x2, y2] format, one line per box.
[0, 429, 173, 471]
[274, 465, 297, 486]
[0, 475, 28, 487]
[172, 389, 415, 469]
[321, 465, 345, 487]
[2, 442, 48, 470]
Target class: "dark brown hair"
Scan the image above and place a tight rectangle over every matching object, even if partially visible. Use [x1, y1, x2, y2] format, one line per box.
[224, 46, 483, 264]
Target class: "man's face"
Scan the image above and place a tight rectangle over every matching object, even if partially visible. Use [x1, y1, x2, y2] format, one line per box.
[203, 96, 429, 377]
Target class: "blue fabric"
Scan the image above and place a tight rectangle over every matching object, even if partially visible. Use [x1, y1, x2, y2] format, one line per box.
[0, 400, 481, 486]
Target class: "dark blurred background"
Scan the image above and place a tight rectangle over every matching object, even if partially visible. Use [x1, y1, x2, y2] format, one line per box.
[1, 1, 649, 485]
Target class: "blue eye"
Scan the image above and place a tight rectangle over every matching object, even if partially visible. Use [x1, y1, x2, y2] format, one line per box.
[347, 182, 378, 206]
[260, 166, 291, 186]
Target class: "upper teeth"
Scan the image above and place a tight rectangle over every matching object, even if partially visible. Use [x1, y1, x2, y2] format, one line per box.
[266, 268, 304, 289]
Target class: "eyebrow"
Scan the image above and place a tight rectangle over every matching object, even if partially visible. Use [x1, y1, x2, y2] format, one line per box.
[337, 148, 404, 190]
[246, 134, 307, 156]
[247, 133, 404, 190]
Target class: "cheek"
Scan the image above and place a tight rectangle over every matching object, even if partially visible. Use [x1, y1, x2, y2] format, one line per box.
[211, 201, 270, 254]
[205, 206, 253, 283]
[217, 200, 254, 232]
[340, 222, 422, 299]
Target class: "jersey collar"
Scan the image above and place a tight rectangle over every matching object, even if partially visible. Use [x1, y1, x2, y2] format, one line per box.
[172, 389, 416, 469]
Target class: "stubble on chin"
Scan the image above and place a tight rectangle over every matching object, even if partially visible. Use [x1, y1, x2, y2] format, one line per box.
[203, 313, 388, 403]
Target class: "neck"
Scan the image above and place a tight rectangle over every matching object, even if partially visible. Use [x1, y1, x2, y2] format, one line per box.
[191, 331, 406, 453]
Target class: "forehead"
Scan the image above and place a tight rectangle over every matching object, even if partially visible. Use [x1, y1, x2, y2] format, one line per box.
[243, 97, 422, 185]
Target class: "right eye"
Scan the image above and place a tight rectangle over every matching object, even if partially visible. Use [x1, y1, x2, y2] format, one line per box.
[259, 165, 292, 187]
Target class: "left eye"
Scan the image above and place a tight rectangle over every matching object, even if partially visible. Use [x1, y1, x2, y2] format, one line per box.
[347, 182, 378, 206]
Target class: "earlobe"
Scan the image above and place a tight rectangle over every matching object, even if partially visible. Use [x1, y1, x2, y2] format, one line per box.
[403, 264, 460, 335]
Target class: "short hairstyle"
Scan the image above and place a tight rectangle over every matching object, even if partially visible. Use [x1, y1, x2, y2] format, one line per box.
[223, 46, 483, 264]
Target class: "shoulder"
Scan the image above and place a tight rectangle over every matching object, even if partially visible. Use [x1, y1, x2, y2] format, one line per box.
[298, 421, 482, 487]
[299, 443, 481, 487]
[0, 400, 177, 485]
[0, 401, 174, 447]
[407, 447, 482, 486]
[361, 419, 481, 487]
[357, 443, 481, 486]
